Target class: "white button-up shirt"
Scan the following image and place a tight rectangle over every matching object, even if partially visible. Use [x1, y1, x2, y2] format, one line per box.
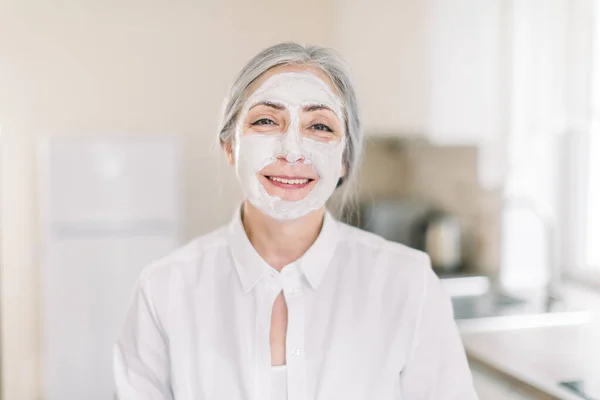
[114, 209, 478, 400]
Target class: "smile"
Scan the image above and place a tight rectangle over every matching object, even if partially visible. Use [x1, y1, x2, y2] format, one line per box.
[265, 175, 315, 189]
[269, 176, 310, 184]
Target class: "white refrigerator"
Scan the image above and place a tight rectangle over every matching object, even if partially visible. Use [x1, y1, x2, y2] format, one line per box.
[38, 135, 183, 400]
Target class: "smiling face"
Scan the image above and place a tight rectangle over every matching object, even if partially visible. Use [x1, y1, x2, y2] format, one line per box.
[228, 64, 347, 220]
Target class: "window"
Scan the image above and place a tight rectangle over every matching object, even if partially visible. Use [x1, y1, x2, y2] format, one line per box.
[585, 4, 600, 270]
[567, 0, 600, 281]
[586, 118, 600, 269]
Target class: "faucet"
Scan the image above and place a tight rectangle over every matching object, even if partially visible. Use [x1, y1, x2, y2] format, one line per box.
[502, 195, 563, 312]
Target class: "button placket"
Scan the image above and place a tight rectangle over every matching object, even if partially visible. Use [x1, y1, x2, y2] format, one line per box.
[256, 277, 282, 400]
[283, 277, 307, 400]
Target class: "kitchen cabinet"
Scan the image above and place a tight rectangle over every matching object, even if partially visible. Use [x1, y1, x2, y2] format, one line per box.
[331, 0, 503, 146]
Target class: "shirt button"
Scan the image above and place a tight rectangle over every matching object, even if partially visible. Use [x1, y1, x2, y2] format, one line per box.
[291, 348, 301, 356]
[288, 287, 299, 295]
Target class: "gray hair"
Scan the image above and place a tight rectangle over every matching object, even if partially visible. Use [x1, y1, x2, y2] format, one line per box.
[218, 42, 363, 215]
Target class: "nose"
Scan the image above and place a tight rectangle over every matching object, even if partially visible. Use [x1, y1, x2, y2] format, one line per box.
[279, 122, 304, 163]
[276, 152, 305, 164]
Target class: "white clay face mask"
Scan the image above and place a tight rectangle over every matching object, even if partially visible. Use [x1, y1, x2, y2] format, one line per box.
[234, 71, 346, 220]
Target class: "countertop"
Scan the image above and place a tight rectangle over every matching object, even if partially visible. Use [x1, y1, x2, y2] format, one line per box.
[459, 282, 600, 399]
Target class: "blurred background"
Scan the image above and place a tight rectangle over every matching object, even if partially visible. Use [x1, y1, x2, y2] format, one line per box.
[1, 0, 599, 399]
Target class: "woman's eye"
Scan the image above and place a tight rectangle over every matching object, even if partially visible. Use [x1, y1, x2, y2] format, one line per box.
[311, 123, 333, 132]
[251, 118, 276, 126]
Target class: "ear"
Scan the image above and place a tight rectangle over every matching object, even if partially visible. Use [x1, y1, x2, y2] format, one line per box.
[340, 162, 347, 178]
[223, 141, 235, 166]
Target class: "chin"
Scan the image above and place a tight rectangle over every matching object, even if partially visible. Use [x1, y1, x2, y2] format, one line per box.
[267, 188, 315, 203]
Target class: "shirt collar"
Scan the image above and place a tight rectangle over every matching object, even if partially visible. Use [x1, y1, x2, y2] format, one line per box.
[227, 206, 339, 293]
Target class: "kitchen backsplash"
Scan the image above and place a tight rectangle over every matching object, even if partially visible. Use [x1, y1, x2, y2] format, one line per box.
[350, 137, 502, 276]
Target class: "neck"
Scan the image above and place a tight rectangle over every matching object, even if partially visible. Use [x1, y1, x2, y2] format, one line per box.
[241, 201, 325, 271]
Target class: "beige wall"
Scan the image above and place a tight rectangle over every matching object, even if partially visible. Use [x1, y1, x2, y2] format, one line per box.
[0, 1, 335, 398]
[357, 138, 503, 275]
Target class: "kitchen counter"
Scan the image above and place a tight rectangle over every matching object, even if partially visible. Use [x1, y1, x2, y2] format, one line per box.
[459, 282, 600, 399]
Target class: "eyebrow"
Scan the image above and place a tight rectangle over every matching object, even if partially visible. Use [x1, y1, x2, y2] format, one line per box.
[249, 101, 286, 111]
[302, 104, 335, 113]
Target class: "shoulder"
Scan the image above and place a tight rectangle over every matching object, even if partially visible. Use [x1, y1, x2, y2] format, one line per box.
[334, 221, 438, 299]
[333, 221, 447, 331]
[336, 221, 431, 271]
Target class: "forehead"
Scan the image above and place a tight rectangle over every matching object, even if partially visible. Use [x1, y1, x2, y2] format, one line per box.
[245, 65, 341, 107]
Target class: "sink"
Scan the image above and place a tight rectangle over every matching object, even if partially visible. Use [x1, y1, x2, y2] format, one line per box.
[451, 276, 599, 399]
[441, 275, 531, 319]
[440, 276, 594, 333]
[451, 290, 526, 319]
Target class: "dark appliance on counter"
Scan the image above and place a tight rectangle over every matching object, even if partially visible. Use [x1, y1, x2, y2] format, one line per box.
[358, 199, 464, 274]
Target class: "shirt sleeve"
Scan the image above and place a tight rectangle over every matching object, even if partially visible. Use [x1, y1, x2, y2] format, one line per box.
[400, 258, 479, 400]
[113, 275, 174, 400]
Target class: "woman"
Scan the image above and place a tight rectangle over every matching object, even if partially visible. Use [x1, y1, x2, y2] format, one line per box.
[114, 42, 478, 400]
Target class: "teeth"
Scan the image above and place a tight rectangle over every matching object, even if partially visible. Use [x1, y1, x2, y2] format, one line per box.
[269, 177, 309, 185]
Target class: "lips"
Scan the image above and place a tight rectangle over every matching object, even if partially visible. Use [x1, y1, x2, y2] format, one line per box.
[264, 175, 315, 189]
[268, 176, 310, 185]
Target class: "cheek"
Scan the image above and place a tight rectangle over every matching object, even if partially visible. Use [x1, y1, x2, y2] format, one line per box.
[236, 136, 281, 170]
[303, 140, 345, 176]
